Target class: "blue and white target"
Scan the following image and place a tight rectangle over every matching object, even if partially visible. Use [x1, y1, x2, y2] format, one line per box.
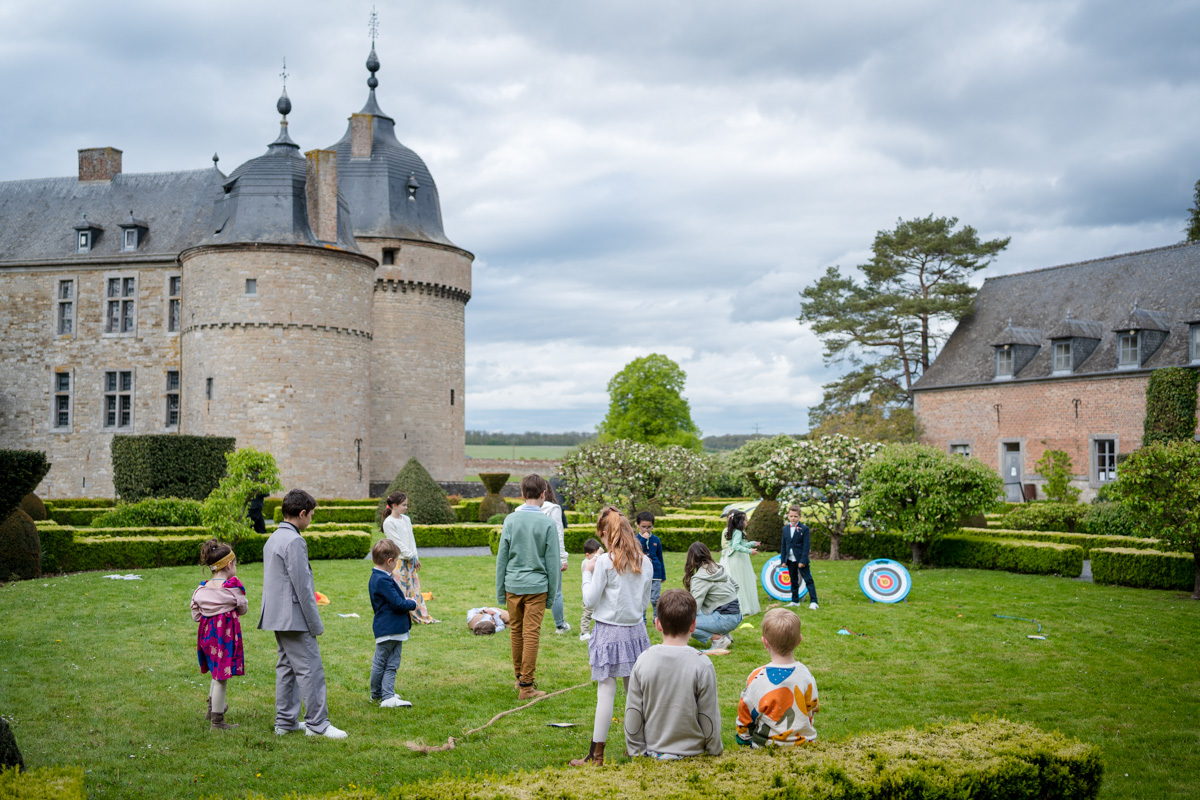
[760, 555, 808, 603]
[858, 559, 912, 603]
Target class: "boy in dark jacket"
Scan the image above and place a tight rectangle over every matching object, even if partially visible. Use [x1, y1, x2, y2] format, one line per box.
[781, 505, 818, 610]
[368, 539, 418, 707]
[636, 511, 666, 622]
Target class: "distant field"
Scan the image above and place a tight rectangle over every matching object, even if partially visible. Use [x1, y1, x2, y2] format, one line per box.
[465, 444, 575, 460]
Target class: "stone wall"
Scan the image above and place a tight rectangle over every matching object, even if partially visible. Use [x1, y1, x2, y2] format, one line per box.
[464, 459, 562, 479]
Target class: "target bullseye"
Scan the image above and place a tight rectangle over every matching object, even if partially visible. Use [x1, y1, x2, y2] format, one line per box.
[858, 559, 911, 603]
[760, 555, 808, 602]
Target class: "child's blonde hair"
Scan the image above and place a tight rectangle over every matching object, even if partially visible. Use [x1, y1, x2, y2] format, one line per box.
[787, 504, 802, 515]
[371, 538, 400, 566]
[761, 607, 802, 654]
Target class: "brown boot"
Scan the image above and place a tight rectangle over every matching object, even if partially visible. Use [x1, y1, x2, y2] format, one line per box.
[568, 741, 605, 767]
[209, 711, 239, 731]
[518, 683, 547, 701]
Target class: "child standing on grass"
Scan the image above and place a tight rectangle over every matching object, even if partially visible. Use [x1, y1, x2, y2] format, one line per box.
[191, 539, 248, 731]
[781, 505, 819, 610]
[736, 608, 819, 747]
[578, 538, 603, 642]
[368, 539, 418, 708]
[382, 491, 439, 624]
[635, 512, 665, 623]
[720, 510, 760, 617]
[570, 508, 653, 768]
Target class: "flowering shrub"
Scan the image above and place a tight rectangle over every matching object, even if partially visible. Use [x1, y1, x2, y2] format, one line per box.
[759, 434, 882, 559]
[559, 440, 710, 516]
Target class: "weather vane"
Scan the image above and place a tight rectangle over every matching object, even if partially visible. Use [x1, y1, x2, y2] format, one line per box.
[369, 6, 379, 46]
[280, 57, 289, 91]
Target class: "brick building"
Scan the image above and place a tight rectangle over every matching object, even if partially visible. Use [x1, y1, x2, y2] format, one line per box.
[913, 242, 1200, 501]
[0, 47, 474, 498]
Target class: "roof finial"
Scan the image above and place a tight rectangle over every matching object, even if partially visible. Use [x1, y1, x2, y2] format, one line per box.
[366, 8, 380, 90]
[277, 57, 292, 118]
[212, 152, 219, 166]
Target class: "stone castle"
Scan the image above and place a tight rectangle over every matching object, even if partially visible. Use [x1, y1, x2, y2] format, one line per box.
[0, 47, 473, 498]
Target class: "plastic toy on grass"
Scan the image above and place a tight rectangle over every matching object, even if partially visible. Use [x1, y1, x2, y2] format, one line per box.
[314, 591, 330, 605]
[760, 554, 809, 602]
[858, 559, 911, 603]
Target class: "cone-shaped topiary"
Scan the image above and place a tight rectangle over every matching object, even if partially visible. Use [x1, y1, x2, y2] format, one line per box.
[0, 715, 23, 771]
[0, 450, 50, 519]
[478, 472, 511, 522]
[19, 493, 46, 521]
[747, 499, 782, 550]
[376, 458, 456, 526]
[0, 508, 41, 581]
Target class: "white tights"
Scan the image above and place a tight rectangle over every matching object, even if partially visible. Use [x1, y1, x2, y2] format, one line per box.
[209, 678, 227, 713]
[591, 677, 629, 742]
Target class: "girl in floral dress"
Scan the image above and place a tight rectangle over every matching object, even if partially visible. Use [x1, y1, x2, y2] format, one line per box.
[382, 491, 438, 623]
[191, 539, 248, 730]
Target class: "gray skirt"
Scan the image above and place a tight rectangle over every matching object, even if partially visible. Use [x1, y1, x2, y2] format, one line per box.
[588, 620, 651, 681]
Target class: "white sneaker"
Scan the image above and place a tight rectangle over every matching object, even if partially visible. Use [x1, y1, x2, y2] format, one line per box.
[555, 623, 571, 634]
[786, 601, 801, 607]
[274, 725, 303, 736]
[809, 602, 819, 610]
[712, 634, 733, 649]
[380, 696, 411, 708]
[579, 632, 591, 642]
[306, 724, 348, 739]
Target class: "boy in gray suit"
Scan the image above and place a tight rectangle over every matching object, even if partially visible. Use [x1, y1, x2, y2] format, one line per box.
[259, 489, 347, 738]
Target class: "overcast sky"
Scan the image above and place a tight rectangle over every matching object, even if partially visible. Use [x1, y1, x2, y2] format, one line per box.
[3, 0, 1199, 435]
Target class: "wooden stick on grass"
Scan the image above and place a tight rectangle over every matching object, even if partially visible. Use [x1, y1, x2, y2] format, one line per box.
[405, 682, 591, 753]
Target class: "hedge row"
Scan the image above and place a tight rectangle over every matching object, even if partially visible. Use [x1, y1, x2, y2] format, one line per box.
[413, 525, 499, 548]
[961, 526, 1172, 557]
[272, 506, 377, 524]
[211, 719, 1100, 800]
[47, 508, 110, 526]
[40, 529, 370, 574]
[262, 498, 378, 517]
[1091, 547, 1196, 591]
[111, 434, 233, 501]
[453, 497, 522, 522]
[43, 498, 117, 509]
[839, 531, 1083, 577]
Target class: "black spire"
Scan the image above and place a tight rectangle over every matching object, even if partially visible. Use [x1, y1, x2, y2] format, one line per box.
[271, 58, 298, 149]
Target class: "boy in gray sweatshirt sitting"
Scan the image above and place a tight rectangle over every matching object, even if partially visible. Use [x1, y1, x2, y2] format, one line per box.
[623, 589, 723, 759]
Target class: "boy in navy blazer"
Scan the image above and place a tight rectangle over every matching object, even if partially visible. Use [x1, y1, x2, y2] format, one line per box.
[368, 539, 418, 708]
[781, 505, 819, 610]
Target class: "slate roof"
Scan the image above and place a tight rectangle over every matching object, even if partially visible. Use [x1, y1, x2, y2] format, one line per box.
[0, 168, 225, 264]
[914, 241, 1200, 390]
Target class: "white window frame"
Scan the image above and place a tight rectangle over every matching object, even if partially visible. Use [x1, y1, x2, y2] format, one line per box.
[55, 277, 76, 337]
[103, 273, 138, 336]
[1052, 341, 1072, 374]
[949, 442, 972, 457]
[1091, 435, 1118, 487]
[166, 273, 181, 334]
[102, 369, 135, 430]
[52, 369, 73, 432]
[123, 228, 138, 252]
[77, 230, 91, 253]
[165, 369, 180, 429]
[1117, 333, 1139, 368]
[994, 347, 1014, 378]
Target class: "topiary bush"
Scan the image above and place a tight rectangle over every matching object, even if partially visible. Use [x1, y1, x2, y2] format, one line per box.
[1004, 501, 1087, 533]
[478, 472, 511, 521]
[486, 513, 507, 524]
[20, 494, 46, 522]
[1080, 501, 1142, 538]
[0, 450, 51, 581]
[0, 716, 24, 772]
[1091, 547, 1195, 590]
[1143, 366, 1199, 446]
[746, 498, 781, 549]
[0, 450, 50, 518]
[88, 497, 204, 528]
[111, 435, 234, 501]
[376, 458, 456, 526]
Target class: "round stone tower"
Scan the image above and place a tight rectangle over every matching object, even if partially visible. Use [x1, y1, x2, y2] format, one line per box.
[180, 92, 378, 498]
[328, 47, 473, 487]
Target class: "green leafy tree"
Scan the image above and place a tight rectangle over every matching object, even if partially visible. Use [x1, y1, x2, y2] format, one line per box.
[1111, 440, 1200, 598]
[760, 435, 883, 559]
[559, 439, 710, 517]
[858, 444, 1003, 566]
[719, 435, 797, 546]
[1186, 178, 1200, 243]
[799, 215, 1010, 421]
[807, 389, 921, 443]
[201, 448, 284, 543]
[598, 354, 702, 450]
[1034, 449, 1080, 504]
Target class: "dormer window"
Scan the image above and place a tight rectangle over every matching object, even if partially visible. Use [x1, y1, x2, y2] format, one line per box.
[1052, 341, 1072, 373]
[118, 212, 148, 252]
[73, 214, 103, 254]
[77, 231, 91, 253]
[991, 321, 1040, 380]
[123, 229, 138, 251]
[995, 347, 1014, 378]
[1117, 332, 1139, 367]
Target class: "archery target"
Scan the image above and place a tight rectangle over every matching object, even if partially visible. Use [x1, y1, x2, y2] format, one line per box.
[760, 555, 808, 602]
[858, 559, 912, 603]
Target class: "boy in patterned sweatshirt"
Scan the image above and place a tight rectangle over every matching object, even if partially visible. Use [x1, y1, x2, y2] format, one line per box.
[736, 607, 819, 746]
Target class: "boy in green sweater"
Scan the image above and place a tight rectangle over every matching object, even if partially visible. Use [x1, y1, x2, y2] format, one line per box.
[495, 474, 562, 700]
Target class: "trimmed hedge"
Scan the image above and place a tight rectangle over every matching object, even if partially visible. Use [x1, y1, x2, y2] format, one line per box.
[110, 435, 234, 501]
[48, 508, 110, 526]
[377, 458, 456, 525]
[1079, 501, 1142, 538]
[413, 524, 499, 548]
[1004, 502, 1087, 533]
[89, 498, 204, 528]
[454, 497, 521, 522]
[272, 505, 377, 524]
[0, 450, 51, 517]
[0, 766, 85, 799]
[840, 531, 1084, 576]
[1091, 547, 1196, 591]
[43, 498, 117, 510]
[262, 498, 377, 517]
[961, 526, 1172, 557]
[40, 529, 370, 573]
[231, 719, 1100, 800]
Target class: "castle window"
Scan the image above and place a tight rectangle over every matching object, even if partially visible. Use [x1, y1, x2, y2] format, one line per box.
[1093, 437, 1117, 484]
[206, 377, 213, 400]
[165, 370, 180, 428]
[103, 370, 133, 429]
[245, 278, 257, 295]
[167, 275, 181, 333]
[450, 389, 455, 406]
[53, 371, 72, 430]
[994, 347, 1014, 378]
[1117, 333, 1139, 367]
[119, 213, 147, 251]
[382, 248, 396, 265]
[950, 443, 971, 457]
[123, 228, 138, 251]
[77, 231, 91, 253]
[56, 279, 75, 335]
[1052, 342, 1072, 373]
[105, 275, 137, 335]
[1191, 325, 1199, 363]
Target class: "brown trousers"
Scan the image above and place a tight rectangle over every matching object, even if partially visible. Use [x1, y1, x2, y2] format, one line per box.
[505, 591, 547, 685]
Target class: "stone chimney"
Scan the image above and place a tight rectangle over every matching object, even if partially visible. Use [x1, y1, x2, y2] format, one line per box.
[349, 113, 374, 158]
[304, 149, 339, 243]
[78, 147, 123, 182]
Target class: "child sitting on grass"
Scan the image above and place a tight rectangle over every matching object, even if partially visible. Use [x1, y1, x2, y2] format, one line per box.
[579, 538, 603, 642]
[368, 539, 417, 708]
[624, 589, 722, 759]
[736, 607, 819, 746]
[191, 539, 248, 731]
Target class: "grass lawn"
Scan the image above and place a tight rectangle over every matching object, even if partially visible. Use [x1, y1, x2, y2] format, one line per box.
[1, 554, 1197, 799]
[464, 444, 575, 461]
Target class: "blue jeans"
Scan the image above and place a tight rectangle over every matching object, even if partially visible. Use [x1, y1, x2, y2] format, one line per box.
[643, 579, 663, 623]
[369, 639, 404, 701]
[551, 586, 566, 629]
[692, 611, 742, 645]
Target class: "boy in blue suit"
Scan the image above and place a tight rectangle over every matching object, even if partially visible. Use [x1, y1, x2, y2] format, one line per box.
[636, 511, 666, 622]
[368, 539, 418, 707]
[781, 505, 819, 610]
